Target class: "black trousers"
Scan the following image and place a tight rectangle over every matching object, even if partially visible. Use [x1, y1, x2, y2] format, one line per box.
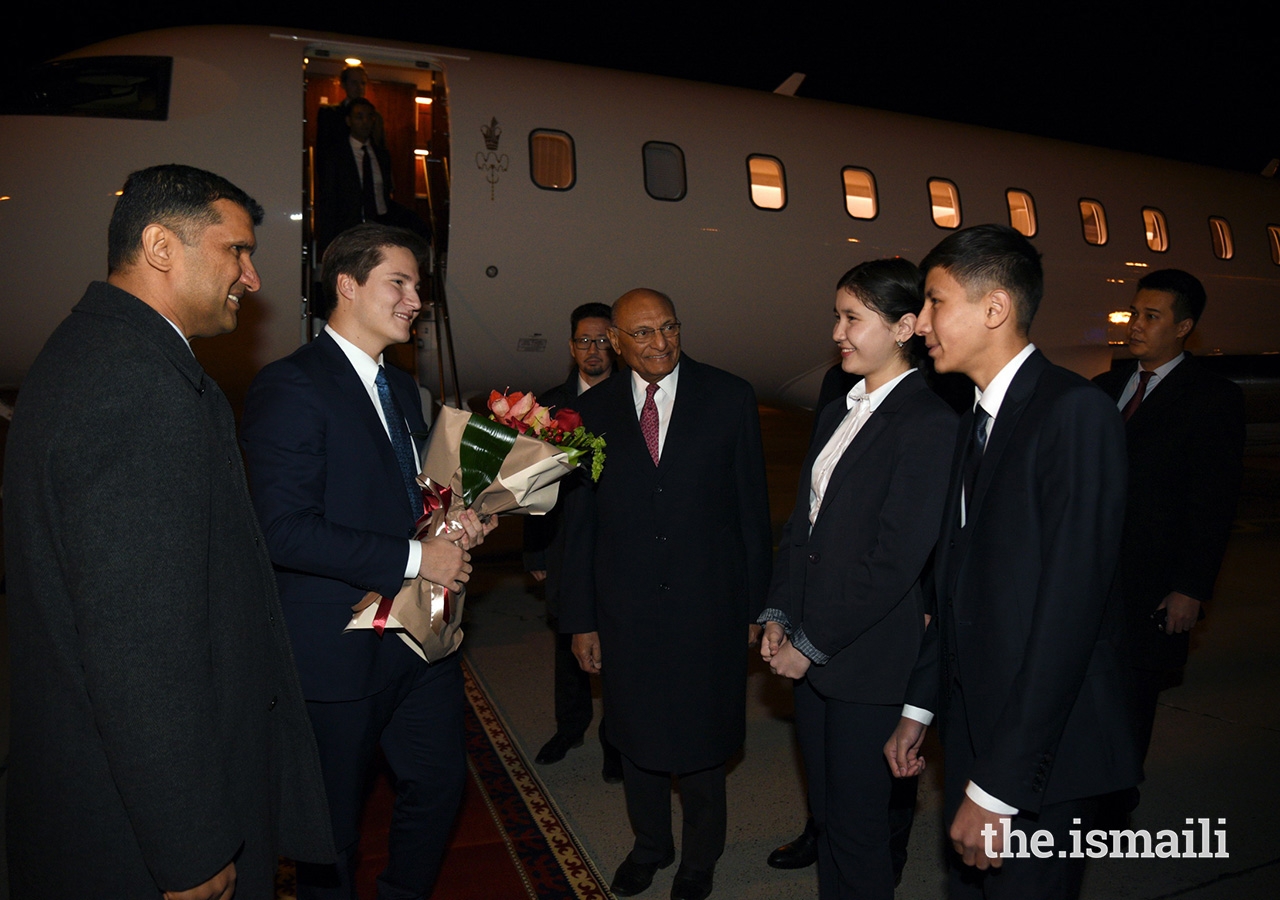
[621, 755, 727, 873]
[942, 682, 1097, 900]
[553, 628, 594, 737]
[794, 679, 905, 899]
[298, 650, 466, 900]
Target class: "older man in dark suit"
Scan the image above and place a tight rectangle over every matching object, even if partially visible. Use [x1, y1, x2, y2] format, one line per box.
[4, 164, 333, 899]
[560, 289, 772, 900]
[1093, 269, 1245, 788]
[886, 225, 1140, 899]
[241, 223, 493, 900]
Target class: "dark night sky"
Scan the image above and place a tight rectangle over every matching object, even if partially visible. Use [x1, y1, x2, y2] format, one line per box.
[15, 3, 1277, 175]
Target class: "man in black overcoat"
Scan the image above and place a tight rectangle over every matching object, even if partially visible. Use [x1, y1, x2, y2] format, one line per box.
[3, 164, 333, 899]
[559, 289, 772, 900]
[1092, 269, 1245, 784]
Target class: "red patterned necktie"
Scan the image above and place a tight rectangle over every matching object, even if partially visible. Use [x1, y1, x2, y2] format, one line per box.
[1121, 369, 1152, 422]
[640, 382, 660, 465]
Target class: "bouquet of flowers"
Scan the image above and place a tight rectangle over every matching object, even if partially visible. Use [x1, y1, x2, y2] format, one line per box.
[346, 389, 605, 662]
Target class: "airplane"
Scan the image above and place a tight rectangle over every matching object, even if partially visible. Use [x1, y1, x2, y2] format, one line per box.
[3, 24, 1278, 416]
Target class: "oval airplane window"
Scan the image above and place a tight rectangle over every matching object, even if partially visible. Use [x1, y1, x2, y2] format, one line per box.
[529, 130, 576, 190]
[748, 155, 786, 210]
[1079, 199, 1108, 245]
[929, 179, 961, 229]
[1143, 208, 1169, 252]
[1006, 189, 1037, 237]
[1209, 217, 1234, 260]
[1269, 225, 1280, 266]
[842, 167, 878, 219]
[644, 141, 686, 201]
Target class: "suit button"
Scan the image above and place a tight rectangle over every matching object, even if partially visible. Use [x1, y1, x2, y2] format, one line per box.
[654, 486, 664, 494]
[808, 553, 820, 564]
[659, 583, 671, 591]
[268, 696, 277, 711]
[655, 534, 667, 542]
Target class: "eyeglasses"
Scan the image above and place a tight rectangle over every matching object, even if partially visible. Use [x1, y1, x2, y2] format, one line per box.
[572, 337, 611, 349]
[614, 322, 681, 344]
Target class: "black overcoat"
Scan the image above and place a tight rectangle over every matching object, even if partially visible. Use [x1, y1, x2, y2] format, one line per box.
[3, 283, 332, 898]
[558, 357, 772, 772]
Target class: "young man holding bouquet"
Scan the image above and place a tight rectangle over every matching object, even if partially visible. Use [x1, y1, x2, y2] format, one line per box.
[241, 223, 493, 900]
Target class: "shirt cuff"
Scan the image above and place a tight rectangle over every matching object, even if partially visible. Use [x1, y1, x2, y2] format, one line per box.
[966, 781, 1019, 816]
[901, 704, 934, 726]
[789, 626, 830, 666]
[405, 540, 422, 580]
[757, 607, 792, 632]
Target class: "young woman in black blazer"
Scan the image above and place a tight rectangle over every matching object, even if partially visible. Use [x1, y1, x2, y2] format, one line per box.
[760, 258, 957, 898]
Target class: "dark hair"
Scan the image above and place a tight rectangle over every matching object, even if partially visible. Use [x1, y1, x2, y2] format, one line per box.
[571, 302, 613, 334]
[1137, 268, 1206, 326]
[339, 66, 367, 89]
[107, 164, 263, 273]
[346, 97, 376, 116]
[919, 224, 1043, 333]
[836, 257, 925, 363]
[316, 223, 431, 320]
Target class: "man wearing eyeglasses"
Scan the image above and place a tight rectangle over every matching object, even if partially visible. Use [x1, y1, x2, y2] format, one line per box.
[524, 302, 622, 780]
[560, 289, 772, 900]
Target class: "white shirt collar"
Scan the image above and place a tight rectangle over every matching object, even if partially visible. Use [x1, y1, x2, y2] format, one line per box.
[630, 363, 680, 405]
[326, 323, 384, 384]
[975, 343, 1036, 419]
[1141, 350, 1186, 382]
[846, 368, 915, 412]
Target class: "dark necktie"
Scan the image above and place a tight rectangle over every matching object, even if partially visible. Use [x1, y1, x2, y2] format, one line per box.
[962, 404, 991, 518]
[361, 144, 378, 221]
[640, 382, 660, 466]
[375, 366, 423, 518]
[1121, 369, 1152, 422]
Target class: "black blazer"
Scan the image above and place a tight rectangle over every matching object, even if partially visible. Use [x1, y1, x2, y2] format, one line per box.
[241, 330, 428, 702]
[559, 356, 773, 772]
[908, 351, 1140, 812]
[1093, 355, 1245, 669]
[316, 137, 394, 250]
[769, 370, 956, 703]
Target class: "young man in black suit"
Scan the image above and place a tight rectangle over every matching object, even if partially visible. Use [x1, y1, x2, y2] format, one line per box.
[885, 224, 1140, 899]
[524, 301, 623, 780]
[1092, 269, 1245, 790]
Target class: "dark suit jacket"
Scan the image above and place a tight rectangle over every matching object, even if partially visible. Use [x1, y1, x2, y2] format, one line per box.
[1093, 355, 1245, 670]
[316, 137, 394, 251]
[521, 370, 585, 615]
[907, 350, 1140, 812]
[240, 330, 427, 702]
[769, 371, 957, 702]
[4, 283, 332, 897]
[559, 356, 772, 772]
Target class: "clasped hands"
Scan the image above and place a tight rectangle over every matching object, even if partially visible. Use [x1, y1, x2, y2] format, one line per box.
[418, 509, 498, 590]
[759, 621, 811, 679]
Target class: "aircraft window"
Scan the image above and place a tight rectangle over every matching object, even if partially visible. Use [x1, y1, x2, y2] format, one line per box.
[2, 56, 172, 120]
[643, 142, 687, 201]
[1143, 208, 1169, 252]
[1079, 199, 1108, 245]
[748, 155, 787, 210]
[529, 130, 576, 190]
[1006, 189, 1037, 237]
[1269, 225, 1280, 266]
[1209, 217, 1234, 260]
[842, 168, 878, 219]
[928, 179, 961, 229]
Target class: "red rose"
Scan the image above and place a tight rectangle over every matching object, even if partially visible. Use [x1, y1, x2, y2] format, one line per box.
[555, 408, 582, 432]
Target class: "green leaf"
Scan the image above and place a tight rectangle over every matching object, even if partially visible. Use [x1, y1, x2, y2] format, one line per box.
[458, 415, 518, 505]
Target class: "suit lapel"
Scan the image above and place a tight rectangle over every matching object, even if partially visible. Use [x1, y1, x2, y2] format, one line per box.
[965, 351, 1045, 526]
[659, 359, 705, 477]
[314, 332, 406, 482]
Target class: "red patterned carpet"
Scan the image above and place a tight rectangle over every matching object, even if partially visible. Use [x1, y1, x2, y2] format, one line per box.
[276, 658, 611, 899]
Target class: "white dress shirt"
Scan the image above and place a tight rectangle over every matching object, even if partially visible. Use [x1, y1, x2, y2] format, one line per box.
[349, 134, 388, 216]
[326, 325, 421, 579]
[808, 369, 915, 527]
[1115, 351, 1185, 410]
[630, 365, 679, 459]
